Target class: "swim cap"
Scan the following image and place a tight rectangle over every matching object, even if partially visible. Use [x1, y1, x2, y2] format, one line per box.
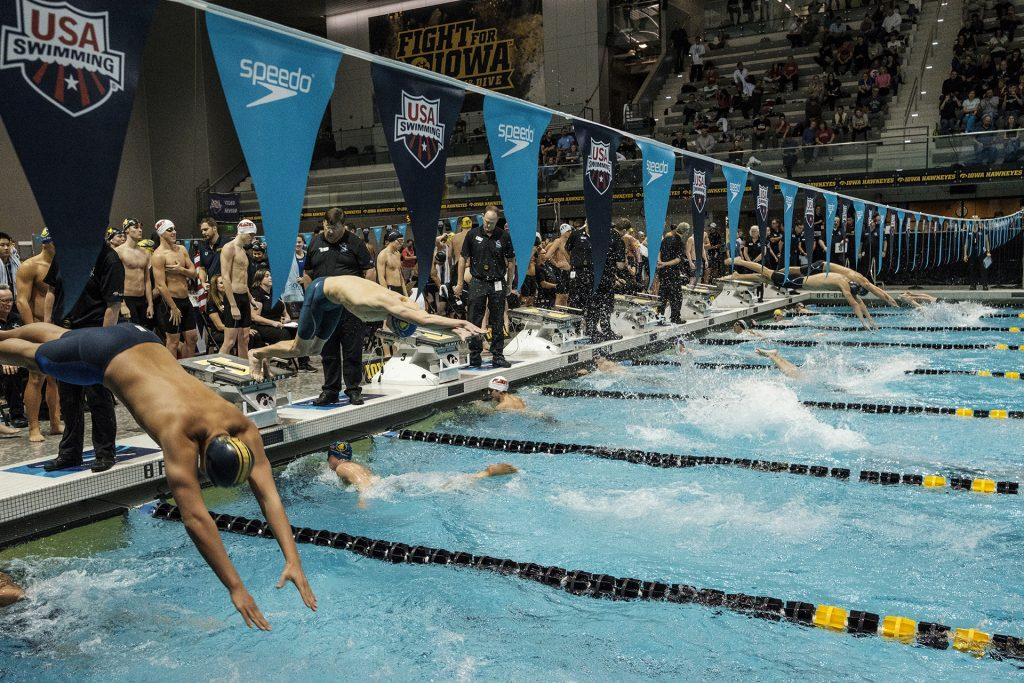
[736, 319, 750, 331]
[137, 239, 155, 253]
[460, 216, 473, 229]
[849, 282, 866, 297]
[237, 219, 257, 235]
[105, 227, 123, 242]
[39, 228, 52, 244]
[384, 231, 402, 244]
[387, 313, 417, 338]
[122, 218, 140, 231]
[155, 219, 175, 235]
[773, 309, 785, 319]
[559, 223, 573, 235]
[201, 435, 254, 487]
[327, 441, 353, 461]
[488, 376, 510, 392]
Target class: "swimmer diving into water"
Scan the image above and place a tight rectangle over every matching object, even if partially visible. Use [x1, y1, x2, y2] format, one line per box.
[0, 322, 316, 630]
[326, 442, 518, 508]
[899, 291, 938, 310]
[248, 276, 485, 381]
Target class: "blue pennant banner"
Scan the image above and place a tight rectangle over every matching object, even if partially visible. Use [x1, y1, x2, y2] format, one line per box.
[574, 120, 621, 289]
[636, 139, 676, 285]
[894, 209, 906, 273]
[206, 12, 341, 304]
[779, 181, 799, 278]
[823, 193, 838, 272]
[911, 213, 921, 270]
[852, 200, 865, 269]
[687, 156, 716, 280]
[0, 0, 158, 316]
[876, 205, 888, 276]
[721, 165, 748, 268]
[372, 63, 465, 291]
[483, 96, 551, 288]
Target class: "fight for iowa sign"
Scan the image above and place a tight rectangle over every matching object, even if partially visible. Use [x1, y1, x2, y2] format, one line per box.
[369, 0, 543, 107]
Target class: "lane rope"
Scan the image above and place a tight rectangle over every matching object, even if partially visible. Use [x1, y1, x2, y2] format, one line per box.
[540, 387, 1024, 420]
[699, 338, 1024, 351]
[806, 311, 1024, 319]
[394, 430, 1020, 496]
[149, 502, 1024, 660]
[760, 324, 1022, 333]
[631, 360, 1024, 380]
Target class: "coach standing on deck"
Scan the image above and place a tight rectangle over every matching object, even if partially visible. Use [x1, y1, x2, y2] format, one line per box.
[304, 207, 374, 406]
[42, 242, 124, 472]
[195, 217, 229, 285]
[457, 206, 514, 369]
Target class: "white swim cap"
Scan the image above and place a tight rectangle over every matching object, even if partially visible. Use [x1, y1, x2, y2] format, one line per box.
[488, 376, 509, 392]
[237, 219, 257, 235]
[559, 223, 573, 235]
[155, 219, 175, 235]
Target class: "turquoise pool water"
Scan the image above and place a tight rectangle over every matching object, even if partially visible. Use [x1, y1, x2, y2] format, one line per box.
[1, 301, 1023, 680]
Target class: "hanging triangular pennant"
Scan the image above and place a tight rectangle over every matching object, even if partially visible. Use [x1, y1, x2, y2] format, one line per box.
[574, 120, 621, 289]
[823, 193, 838, 273]
[636, 139, 676, 284]
[721, 165, 748, 270]
[686, 156, 715, 281]
[779, 181, 799, 278]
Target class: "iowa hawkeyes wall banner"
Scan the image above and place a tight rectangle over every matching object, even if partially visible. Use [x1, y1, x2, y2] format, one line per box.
[574, 120, 621, 289]
[482, 95, 550, 288]
[636, 139, 675, 285]
[373, 63, 464, 291]
[0, 0, 157, 315]
[206, 13, 341, 305]
[686, 156, 714, 281]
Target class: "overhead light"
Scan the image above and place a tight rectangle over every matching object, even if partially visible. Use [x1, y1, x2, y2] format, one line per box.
[920, 90, 927, 95]
[932, 41, 938, 45]
[937, 18, 944, 22]
[904, 139, 912, 143]
[638, 43, 648, 49]
[665, 96, 672, 99]
[911, 113, 919, 117]
[926, 65, 933, 69]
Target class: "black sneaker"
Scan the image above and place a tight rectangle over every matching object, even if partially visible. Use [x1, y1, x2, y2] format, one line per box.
[312, 391, 340, 406]
[43, 457, 83, 472]
[468, 358, 483, 368]
[90, 457, 116, 473]
[345, 390, 364, 406]
[9, 418, 27, 429]
[491, 358, 512, 368]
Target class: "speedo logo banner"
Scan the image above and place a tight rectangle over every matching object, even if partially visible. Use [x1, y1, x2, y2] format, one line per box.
[779, 180, 799, 278]
[206, 12, 340, 304]
[373, 63, 464, 292]
[721, 164, 748, 268]
[636, 139, 675, 285]
[483, 96, 550, 288]
[0, 0, 156, 316]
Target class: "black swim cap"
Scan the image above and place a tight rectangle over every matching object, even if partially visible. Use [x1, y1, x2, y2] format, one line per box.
[201, 435, 254, 487]
[849, 283, 866, 297]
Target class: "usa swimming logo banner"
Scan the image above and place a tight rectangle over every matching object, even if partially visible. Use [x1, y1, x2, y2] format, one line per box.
[852, 200, 865, 268]
[687, 157, 715, 280]
[206, 13, 340, 305]
[876, 205, 888, 275]
[823, 192, 838, 272]
[779, 181, 799, 279]
[752, 176, 772, 255]
[373, 63, 464, 291]
[0, 0, 156, 317]
[636, 139, 675, 285]
[721, 165, 748, 268]
[574, 120, 621, 289]
[483, 96, 550, 288]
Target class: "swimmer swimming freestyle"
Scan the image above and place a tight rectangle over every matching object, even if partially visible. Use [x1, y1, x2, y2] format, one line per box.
[247, 275, 485, 381]
[0, 322, 316, 630]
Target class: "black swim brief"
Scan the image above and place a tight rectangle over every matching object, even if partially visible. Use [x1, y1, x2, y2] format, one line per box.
[35, 323, 162, 386]
[222, 292, 252, 329]
[157, 296, 196, 336]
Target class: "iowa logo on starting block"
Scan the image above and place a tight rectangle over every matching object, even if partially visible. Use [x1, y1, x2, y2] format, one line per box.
[1, 0, 125, 117]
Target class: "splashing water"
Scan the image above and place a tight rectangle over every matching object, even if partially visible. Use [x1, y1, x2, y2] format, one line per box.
[800, 350, 924, 398]
[908, 300, 997, 326]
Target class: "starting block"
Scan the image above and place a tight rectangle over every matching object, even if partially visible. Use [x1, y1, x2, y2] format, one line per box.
[611, 294, 665, 335]
[506, 306, 586, 358]
[679, 285, 713, 320]
[710, 278, 760, 309]
[370, 328, 466, 386]
[179, 354, 289, 428]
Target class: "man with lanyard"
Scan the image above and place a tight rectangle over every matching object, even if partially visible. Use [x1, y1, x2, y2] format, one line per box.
[963, 220, 991, 291]
[657, 222, 686, 324]
[303, 207, 374, 406]
[457, 206, 514, 368]
[0, 233, 21, 300]
[43, 241, 124, 472]
[195, 217, 230, 285]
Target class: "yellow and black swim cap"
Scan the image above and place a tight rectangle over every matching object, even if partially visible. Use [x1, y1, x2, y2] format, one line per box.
[201, 435, 254, 487]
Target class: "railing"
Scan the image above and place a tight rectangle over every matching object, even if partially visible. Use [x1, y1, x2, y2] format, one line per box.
[232, 128, 1024, 214]
[902, 1, 941, 125]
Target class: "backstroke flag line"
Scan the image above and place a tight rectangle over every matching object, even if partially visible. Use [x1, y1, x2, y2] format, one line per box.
[575, 120, 621, 289]
[687, 157, 715, 281]
[483, 96, 551, 288]
[721, 165, 748, 269]
[779, 181, 799, 279]
[0, 0, 157, 316]
[206, 12, 341, 304]
[637, 139, 676, 285]
[373, 63, 465, 291]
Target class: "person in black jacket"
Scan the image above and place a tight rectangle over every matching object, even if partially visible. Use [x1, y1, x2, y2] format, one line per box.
[657, 222, 686, 323]
[456, 206, 515, 368]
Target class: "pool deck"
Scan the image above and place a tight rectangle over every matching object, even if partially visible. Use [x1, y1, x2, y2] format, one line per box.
[0, 286, 1019, 548]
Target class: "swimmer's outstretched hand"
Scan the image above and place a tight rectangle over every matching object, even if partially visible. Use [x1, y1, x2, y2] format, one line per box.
[231, 586, 271, 631]
[473, 462, 519, 478]
[451, 321, 486, 341]
[277, 561, 317, 613]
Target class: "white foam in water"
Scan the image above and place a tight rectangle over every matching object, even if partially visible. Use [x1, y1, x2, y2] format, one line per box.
[359, 470, 516, 501]
[549, 481, 834, 538]
[800, 349, 923, 398]
[625, 424, 701, 451]
[682, 379, 868, 450]
[909, 300, 996, 325]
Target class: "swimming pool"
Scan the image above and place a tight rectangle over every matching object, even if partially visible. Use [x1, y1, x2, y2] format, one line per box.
[2, 300, 1023, 680]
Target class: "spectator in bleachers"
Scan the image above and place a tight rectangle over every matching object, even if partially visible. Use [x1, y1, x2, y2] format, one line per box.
[815, 120, 837, 158]
[973, 114, 1000, 164]
[787, 16, 805, 48]
[1004, 118, 1021, 161]
[851, 106, 870, 141]
[939, 92, 961, 134]
[727, 0, 741, 26]
[781, 56, 800, 91]
[556, 127, 576, 163]
[782, 129, 799, 178]
[882, 6, 902, 35]
[832, 105, 851, 140]
[962, 90, 982, 132]
[694, 127, 717, 155]
[1001, 6, 1020, 40]
[670, 24, 690, 74]
[689, 35, 707, 82]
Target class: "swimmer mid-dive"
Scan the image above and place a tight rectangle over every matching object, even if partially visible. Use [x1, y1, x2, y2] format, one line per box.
[723, 258, 878, 330]
[780, 261, 899, 308]
[0, 322, 316, 630]
[755, 348, 804, 379]
[248, 276, 485, 381]
[325, 441, 518, 508]
[899, 291, 938, 310]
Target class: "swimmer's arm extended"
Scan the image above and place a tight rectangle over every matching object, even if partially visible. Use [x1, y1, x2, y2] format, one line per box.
[0, 572, 23, 607]
[163, 441, 270, 630]
[377, 292, 485, 339]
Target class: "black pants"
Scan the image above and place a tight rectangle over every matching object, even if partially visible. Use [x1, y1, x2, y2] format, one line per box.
[969, 256, 988, 288]
[467, 279, 507, 363]
[659, 275, 683, 323]
[567, 270, 595, 334]
[320, 307, 365, 395]
[0, 368, 27, 421]
[589, 277, 615, 336]
[58, 381, 116, 462]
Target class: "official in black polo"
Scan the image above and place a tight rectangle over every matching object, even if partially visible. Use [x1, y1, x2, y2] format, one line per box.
[43, 241, 125, 472]
[565, 222, 595, 337]
[457, 206, 515, 368]
[303, 207, 374, 405]
[195, 216, 230, 283]
[657, 221, 685, 323]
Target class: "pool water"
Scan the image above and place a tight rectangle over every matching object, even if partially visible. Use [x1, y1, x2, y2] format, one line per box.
[2, 301, 1024, 680]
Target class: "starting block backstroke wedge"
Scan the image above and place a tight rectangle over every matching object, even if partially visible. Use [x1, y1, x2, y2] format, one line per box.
[179, 354, 290, 428]
[506, 306, 586, 358]
[369, 327, 467, 386]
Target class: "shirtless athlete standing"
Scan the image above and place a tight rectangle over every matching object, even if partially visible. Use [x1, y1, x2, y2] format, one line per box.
[151, 220, 199, 358]
[115, 218, 153, 328]
[14, 229, 61, 442]
[220, 220, 255, 359]
[375, 232, 407, 295]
